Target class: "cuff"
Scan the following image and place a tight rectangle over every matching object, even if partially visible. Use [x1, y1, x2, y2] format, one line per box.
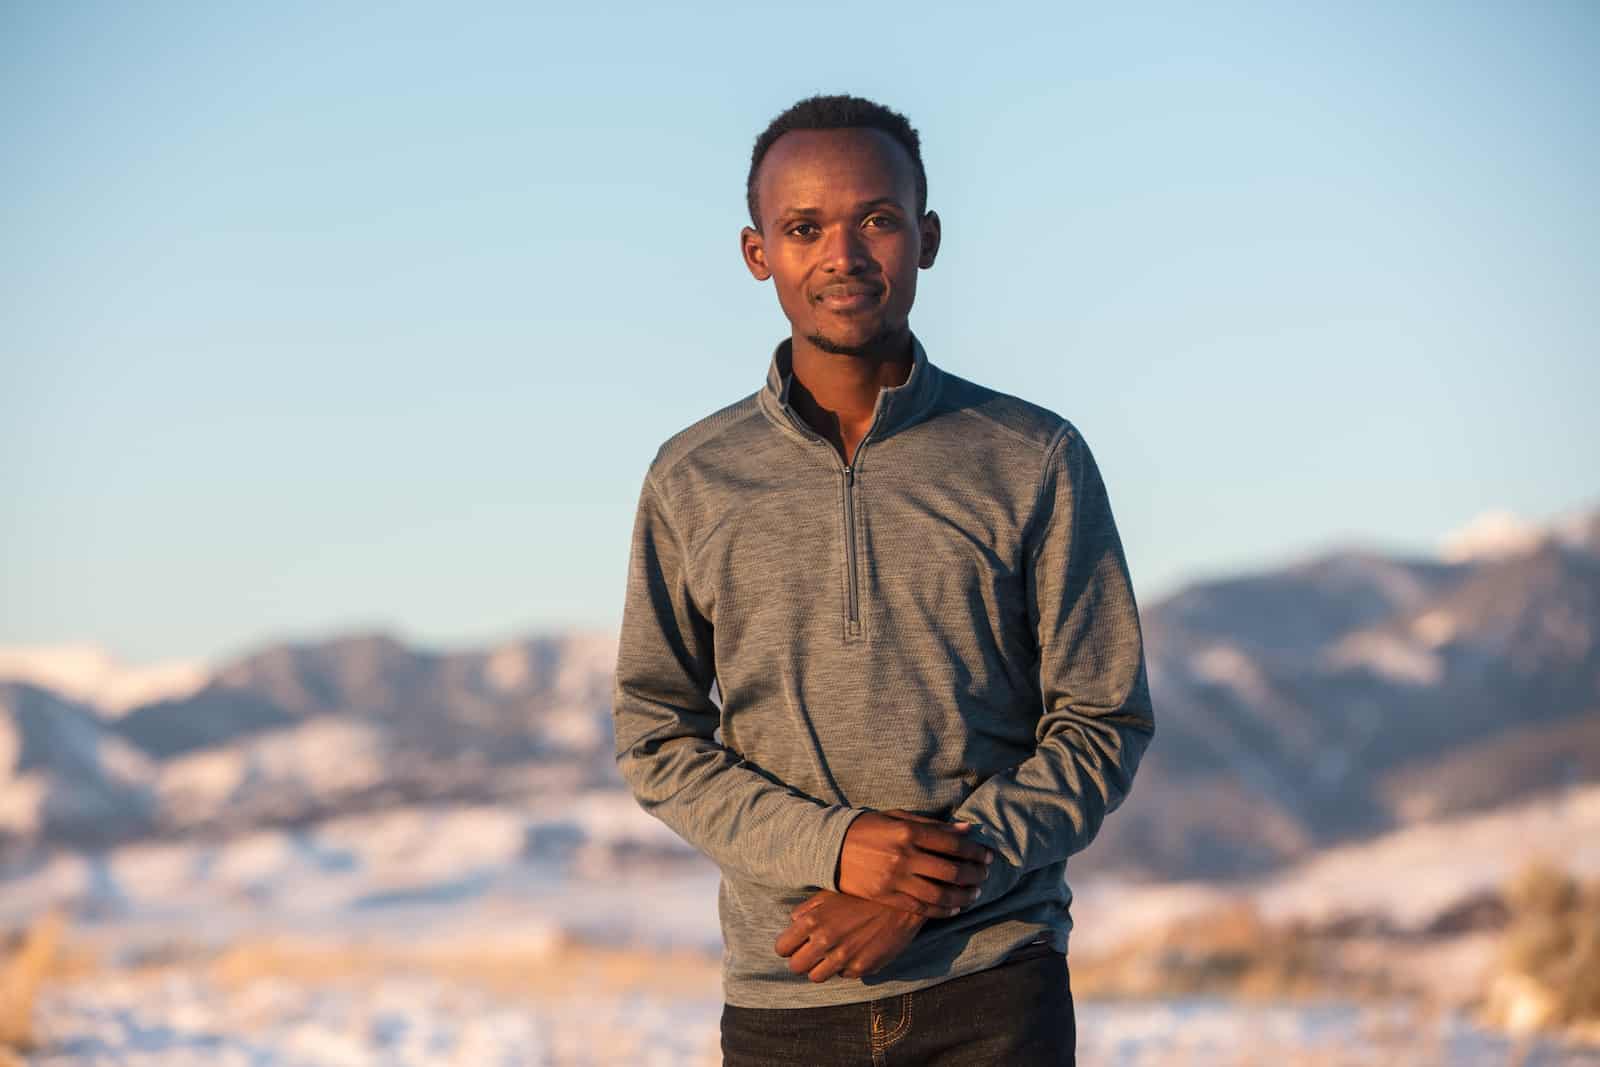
[810, 806, 873, 893]
[958, 818, 1022, 906]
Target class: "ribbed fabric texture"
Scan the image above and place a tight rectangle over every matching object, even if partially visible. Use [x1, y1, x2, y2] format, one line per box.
[612, 334, 1156, 1008]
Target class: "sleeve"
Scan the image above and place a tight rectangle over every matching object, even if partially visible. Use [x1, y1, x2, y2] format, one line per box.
[949, 425, 1156, 904]
[611, 468, 870, 893]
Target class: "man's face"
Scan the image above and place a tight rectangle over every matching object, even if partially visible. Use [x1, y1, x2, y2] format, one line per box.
[741, 127, 940, 356]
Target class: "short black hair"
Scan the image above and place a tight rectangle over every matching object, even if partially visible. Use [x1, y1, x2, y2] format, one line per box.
[746, 94, 928, 229]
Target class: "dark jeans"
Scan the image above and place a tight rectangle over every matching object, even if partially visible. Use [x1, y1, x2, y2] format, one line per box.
[720, 948, 1074, 1066]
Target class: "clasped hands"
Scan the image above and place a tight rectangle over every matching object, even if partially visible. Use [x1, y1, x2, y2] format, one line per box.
[774, 809, 995, 984]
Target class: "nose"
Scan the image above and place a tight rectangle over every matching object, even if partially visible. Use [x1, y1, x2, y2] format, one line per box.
[819, 222, 872, 275]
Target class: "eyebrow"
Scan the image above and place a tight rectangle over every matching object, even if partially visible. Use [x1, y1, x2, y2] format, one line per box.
[775, 198, 906, 219]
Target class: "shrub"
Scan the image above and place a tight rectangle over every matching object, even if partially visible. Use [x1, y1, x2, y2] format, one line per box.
[1484, 857, 1600, 1035]
[0, 909, 65, 1053]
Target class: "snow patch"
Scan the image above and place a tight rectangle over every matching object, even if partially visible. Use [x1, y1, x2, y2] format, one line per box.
[0, 643, 210, 717]
[1439, 510, 1544, 564]
[157, 717, 389, 825]
[1255, 783, 1600, 928]
[1189, 644, 1273, 703]
[1411, 610, 1458, 648]
[482, 644, 534, 692]
[0, 773, 47, 837]
[1325, 631, 1443, 685]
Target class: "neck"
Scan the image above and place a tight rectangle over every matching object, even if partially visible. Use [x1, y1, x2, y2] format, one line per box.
[784, 329, 914, 466]
[788, 328, 914, 425]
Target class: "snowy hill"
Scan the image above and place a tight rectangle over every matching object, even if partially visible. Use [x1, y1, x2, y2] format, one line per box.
[0, 682, 159, 847]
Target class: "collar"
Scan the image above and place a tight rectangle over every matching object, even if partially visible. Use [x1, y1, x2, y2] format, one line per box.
[756, 333, 944, 447]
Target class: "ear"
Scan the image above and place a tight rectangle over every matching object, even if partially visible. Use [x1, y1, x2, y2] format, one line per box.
[741, 225, 772, 281]
[918, 210, 942, 270]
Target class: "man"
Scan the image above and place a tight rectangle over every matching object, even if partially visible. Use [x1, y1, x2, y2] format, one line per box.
[612, 94, 1155, 1066]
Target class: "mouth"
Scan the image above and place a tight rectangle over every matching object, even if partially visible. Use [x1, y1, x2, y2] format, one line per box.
[814, 285, 882, 312]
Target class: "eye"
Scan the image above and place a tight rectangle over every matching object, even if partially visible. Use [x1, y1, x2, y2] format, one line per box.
[864, 214, 901, 231]
[786, 222, 820, 238]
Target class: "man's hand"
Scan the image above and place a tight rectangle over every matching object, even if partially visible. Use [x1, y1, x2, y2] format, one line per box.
[836, 809, 994, 918]
[775, 890, 924, 983]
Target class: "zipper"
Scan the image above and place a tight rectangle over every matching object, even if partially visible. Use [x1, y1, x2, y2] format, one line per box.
[842, 463, 859, 633]
[777, 403, 874, 639]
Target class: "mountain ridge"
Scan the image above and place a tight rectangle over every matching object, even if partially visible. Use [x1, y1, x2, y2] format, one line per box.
[3, 505, 1596, 881]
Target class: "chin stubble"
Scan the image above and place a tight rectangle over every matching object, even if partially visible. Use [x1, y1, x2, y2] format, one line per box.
[803, 326, 896, 358]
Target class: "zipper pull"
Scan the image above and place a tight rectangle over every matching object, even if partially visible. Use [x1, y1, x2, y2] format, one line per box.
[843, 465, 854, 485]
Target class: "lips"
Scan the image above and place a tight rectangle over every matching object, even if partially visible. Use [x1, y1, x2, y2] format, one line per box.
[815, 285, 882, 311]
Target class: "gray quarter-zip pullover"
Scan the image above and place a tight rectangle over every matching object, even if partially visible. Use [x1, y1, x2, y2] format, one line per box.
[612, 334, 1155, 1008]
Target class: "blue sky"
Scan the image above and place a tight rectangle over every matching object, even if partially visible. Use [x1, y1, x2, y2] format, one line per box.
[3, 2, 1595, 665]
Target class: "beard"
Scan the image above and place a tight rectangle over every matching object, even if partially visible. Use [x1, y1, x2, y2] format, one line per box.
[803, 324, 897, 358]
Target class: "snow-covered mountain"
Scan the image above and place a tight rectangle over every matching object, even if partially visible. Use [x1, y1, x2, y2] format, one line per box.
[1097, 501, 1600, 880]
[0, 630, 621, 856]
[2, 503, 1597, 883]
[108, 629, 617, 764]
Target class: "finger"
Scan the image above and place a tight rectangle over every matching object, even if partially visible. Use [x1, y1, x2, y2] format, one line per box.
[775, 924, 809, 957]
[884, 811, 979, 835]
[782, 911, 875, 973]
[842, 944, 882, 979]
[884, 888, 962, 919]
[918, 876, 982, 912]
[811, 926, 877, 983]
[886, 868, 982, 913]
[841, 942, 887, 979]
[809, 946, 849, 983]
[910, 874, 981, 911]
[786, 934, 834, 976]
[885, 810, 980, 834]
[791, 895, 828, 919]
[909, 853, 989, 888]
[776, 909, 836, 957]
[911, 824, 993, 864]
[847, 911, 921, 978]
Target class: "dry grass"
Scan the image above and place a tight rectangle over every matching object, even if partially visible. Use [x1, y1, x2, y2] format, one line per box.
[196, 930, 723, 1003]
[1481, 856, 1600, 1041]
[2, 909, 722, 1059]
[1068, 898, 1407, 1003]
[6, 923, 725, 1067]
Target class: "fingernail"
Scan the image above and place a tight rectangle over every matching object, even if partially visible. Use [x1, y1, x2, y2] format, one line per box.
[984, 853, 993, 864]
[955, 822, 974, 829]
